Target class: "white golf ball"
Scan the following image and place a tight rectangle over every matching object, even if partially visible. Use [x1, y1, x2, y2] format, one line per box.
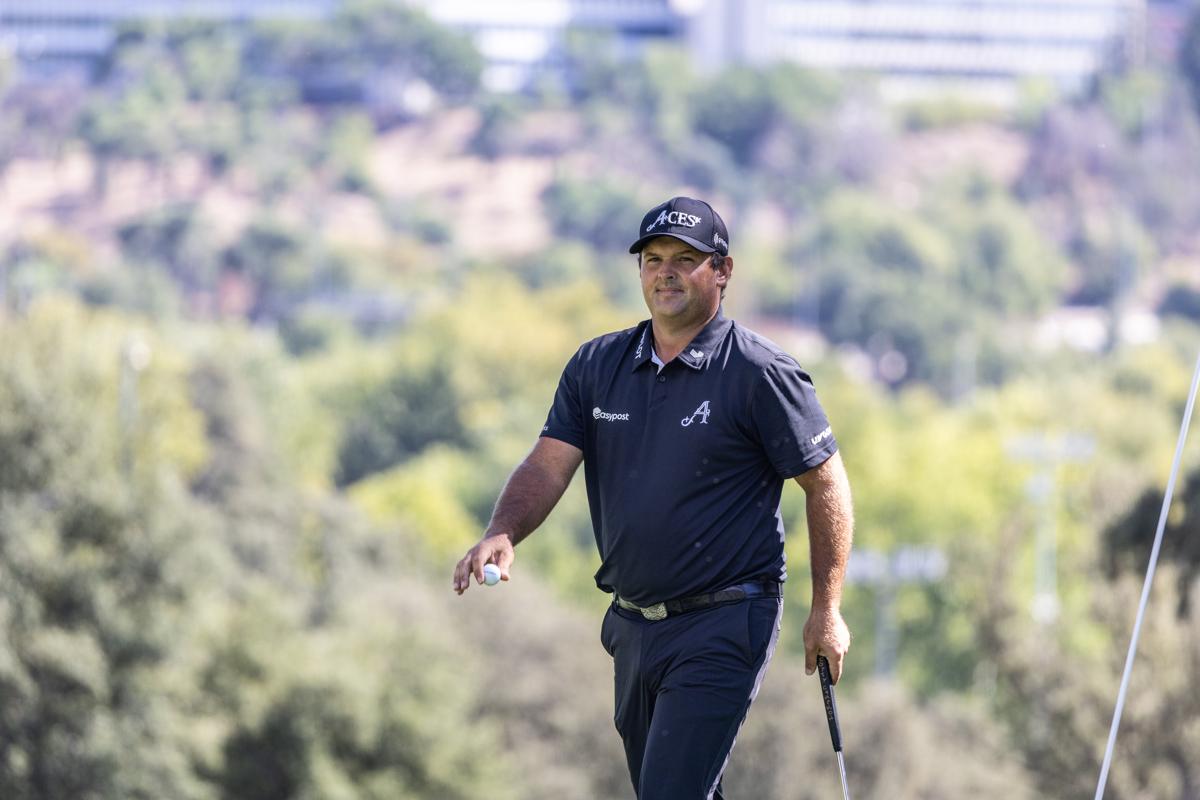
[483, 564, 502, 586]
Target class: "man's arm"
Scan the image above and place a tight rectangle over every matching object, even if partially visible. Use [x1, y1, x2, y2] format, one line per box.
[793, 450, 854, 683]
[452, 437, 583, 594]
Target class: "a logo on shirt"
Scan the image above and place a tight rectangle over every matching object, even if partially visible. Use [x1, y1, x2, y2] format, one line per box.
[635, 330, 645, 360]
[594, 406, 631, 422]
[646, 210, 701, 232]
[681, 400, 711, 427]
[689, 349, 704, 359]
[810, 426, 833, 446]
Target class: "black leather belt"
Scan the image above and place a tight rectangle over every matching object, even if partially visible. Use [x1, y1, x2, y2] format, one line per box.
[614, 580, 782, 621]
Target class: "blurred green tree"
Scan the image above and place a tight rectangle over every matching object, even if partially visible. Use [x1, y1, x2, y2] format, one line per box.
[0, 302, 213, 799]
[690, 64, 838, 170]
[335, 359, 470, 487]
[1159, 284, 1200, 323]
[78, 64, 188, 196]
[1066, 208, 1156, 307]
[321, 112, 378, 194]
[980, 564, 1200, 800]
[1104, 465, 1200, 611]
[118, 204, 220, 295]
[249, 0, 480, 105]
[541, 176, 643, 254]
[938, 176, 1069, 315]
[783, 181, 1066, 393]
[221, 218, 325, 321]
[725, 661, 1037, 799]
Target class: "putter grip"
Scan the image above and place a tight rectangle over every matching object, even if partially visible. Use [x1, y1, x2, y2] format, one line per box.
[817, 655, 843, 753]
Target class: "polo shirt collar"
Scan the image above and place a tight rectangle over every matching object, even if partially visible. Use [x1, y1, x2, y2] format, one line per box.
[630, 308, 732, 372]
[630, 322, 655, 372]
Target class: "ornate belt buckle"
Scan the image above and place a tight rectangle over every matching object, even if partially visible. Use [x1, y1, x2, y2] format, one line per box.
[641, 602, 667, 621]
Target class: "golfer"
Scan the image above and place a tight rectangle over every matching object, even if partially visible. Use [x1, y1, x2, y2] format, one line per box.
[453, 196, 853, 799]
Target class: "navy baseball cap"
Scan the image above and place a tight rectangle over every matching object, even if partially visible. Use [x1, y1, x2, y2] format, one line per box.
[628, 196, 730, 257]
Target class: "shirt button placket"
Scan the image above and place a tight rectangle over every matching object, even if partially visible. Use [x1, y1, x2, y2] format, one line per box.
[649, 371, 668, 410]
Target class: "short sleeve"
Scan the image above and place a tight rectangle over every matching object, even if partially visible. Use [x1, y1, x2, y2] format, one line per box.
[540, 350, 585, 449]
[750, 355, 837, 478]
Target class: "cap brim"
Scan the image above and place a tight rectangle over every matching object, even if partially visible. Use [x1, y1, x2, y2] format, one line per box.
[628, 232, 717, 255]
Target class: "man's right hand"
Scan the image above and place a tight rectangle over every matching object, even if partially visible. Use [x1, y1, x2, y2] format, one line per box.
[450, 437, 582, 595]
[803, 604, 851, 684]
[452, 533, 515, 594]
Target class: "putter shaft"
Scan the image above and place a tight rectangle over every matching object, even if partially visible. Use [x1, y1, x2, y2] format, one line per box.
[836, 751, 851, 800]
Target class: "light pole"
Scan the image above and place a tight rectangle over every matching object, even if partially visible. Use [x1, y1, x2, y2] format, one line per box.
[1007, 433, 1095, 623]
[118, 334, 151, 475]
[846, 545, 948, 675]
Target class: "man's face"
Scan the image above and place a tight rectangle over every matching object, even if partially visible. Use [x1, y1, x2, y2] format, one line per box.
[639, 238, 723, 326]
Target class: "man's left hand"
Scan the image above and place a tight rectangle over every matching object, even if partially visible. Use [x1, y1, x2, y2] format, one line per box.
[803, 605, 850, 684]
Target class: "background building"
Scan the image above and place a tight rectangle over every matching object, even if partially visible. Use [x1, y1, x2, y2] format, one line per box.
[0, 1, 333, 79]
[414, 0, 689, 92]
[419, 0, 1167, 102]
[728, 0, 1146, 103]
[2, 0, 1194, 102]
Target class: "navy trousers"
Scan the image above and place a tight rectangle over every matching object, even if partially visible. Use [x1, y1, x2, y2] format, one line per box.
[600, 597, 783, 800]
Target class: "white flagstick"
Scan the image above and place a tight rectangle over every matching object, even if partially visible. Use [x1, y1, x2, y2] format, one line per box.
[1094, 348, 1200, 800]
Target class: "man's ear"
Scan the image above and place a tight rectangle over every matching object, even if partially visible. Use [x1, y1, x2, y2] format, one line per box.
[713, 254, 733, 285]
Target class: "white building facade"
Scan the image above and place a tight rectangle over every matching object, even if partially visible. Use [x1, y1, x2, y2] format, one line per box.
[746, 0, 1147, 102]
[413, 0, 689, 92]
[0, 1, 332, 77]
[0, 0, 1178, 101]
[418, 0, 1151, 101]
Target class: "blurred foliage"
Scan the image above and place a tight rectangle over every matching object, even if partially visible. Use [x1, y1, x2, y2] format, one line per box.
[1160, 284, 1200, 323]
[0, 300, 518, 799]
[334, 360, 469, 486]
[780, 179, 1067, 391]
[690, 64, 839, 169]
[980, 565, 1200, 800]
[0, 302, 211, 798]
[1105, 465, 1200, 611]
[1099, 70, 1168, 140]
[901, 93, 1006, 130]
[726, 662, 1037, 799]
[541, 176, 643, 254]
[2, 4, 1200, 798]
[252, 0, 482, 105]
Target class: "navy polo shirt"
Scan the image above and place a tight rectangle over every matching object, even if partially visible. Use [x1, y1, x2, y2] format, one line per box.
[540, 309, 838, 606]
